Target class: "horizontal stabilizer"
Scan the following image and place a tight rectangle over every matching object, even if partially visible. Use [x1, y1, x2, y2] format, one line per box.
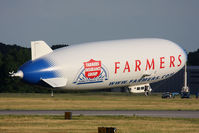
[41, 78, 67, 88]
[31, 41, 53, 60]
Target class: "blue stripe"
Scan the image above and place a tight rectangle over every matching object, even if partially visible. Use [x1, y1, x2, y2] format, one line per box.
[19, 58, 58, 84]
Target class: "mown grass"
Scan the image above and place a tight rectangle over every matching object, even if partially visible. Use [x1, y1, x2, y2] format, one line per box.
[0, 115, 199, 133]
[0, 93, 199, 110]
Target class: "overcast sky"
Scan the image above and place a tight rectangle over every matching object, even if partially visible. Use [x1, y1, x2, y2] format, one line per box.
[0, 0, 199, 52]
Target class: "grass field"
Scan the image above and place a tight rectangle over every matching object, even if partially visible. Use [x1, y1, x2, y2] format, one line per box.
[0, 115, 199, 133]
[0, 93, 199, 133]
[0, 93, 199, 110]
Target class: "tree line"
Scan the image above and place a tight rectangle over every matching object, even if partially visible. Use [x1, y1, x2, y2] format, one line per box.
[0, 42, 198, 93]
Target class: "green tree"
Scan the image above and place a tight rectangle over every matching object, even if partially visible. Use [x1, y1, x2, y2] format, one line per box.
[188, 49, 199, 66]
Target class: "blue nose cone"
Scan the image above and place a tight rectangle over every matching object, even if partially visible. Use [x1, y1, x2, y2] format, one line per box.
[19, 58, 58, 84]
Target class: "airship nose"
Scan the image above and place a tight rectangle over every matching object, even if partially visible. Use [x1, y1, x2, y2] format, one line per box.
[15, 70, 24, 78]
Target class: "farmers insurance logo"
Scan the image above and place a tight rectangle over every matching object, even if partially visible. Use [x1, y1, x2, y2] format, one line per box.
[73, 59, 108, 85]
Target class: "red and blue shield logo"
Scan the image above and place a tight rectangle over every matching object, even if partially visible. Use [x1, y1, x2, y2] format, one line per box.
[73, 59, 108, 85]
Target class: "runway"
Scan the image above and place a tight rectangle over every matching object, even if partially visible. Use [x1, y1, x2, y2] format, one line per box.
[0, 110, 199, 118]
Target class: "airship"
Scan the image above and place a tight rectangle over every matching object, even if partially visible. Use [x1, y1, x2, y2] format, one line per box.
[11, 38, 186, 92]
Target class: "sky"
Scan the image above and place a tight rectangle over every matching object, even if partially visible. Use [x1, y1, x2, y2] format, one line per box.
[0, 0, 199, 52]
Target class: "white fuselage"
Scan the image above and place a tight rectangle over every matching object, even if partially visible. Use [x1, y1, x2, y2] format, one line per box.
[18, 38, 186, 90]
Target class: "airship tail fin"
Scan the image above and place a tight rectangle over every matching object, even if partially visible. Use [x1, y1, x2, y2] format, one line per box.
[31, 41, 53, 60]
[41, 78, 67, 88]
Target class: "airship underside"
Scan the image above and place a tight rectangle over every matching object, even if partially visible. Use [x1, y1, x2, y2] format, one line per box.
[12, 38, 186, 90]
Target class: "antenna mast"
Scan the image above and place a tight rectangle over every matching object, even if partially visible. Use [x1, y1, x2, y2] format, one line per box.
[182, 62, 189, 92]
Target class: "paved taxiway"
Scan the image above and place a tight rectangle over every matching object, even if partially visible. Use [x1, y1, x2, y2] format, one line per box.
[0, 110, 199, 118]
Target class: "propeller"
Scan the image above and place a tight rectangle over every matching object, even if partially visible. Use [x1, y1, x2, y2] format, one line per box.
[8, 70, 23, 78]
[9, 71, 15, 77]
